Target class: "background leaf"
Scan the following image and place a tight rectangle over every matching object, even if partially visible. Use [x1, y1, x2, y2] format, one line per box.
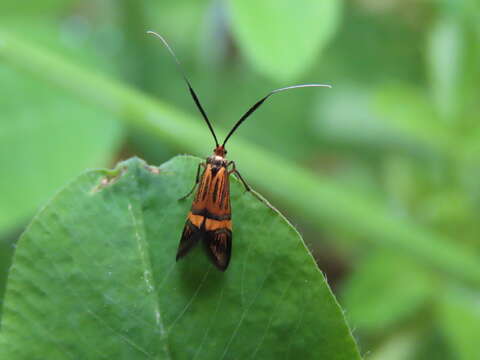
[0, 0, 73, 16]
[0, 66, 122, 235]
[341, 251, 433, 333]
[0, 20, 123, 236]
[0, 156, 361, 359]
[229, 0, 341, 82]
[427, 14, 464, 122]
[368, 331, 419, 360]
[437, 287, 480, 360]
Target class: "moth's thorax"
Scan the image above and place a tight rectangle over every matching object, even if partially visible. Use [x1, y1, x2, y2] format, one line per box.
[208, 145, 228, 167]
[207, 154, 228, 167]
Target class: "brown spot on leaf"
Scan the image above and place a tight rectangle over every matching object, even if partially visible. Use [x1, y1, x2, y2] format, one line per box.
[90, 167, 126, 193]
[144, 165, 161, 174]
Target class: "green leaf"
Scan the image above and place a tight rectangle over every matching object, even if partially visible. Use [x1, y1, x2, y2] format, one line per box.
[437, 287, 480, 360]
[0, 22, 123, 235]
[413, 326, 453, 360]
[372, 84, 454, 157]
[369, 331, 420, 360]
[0, 66, 122, 235]
[0, 234, 15, 318]
[427, 14, 464, 121]
[0, 0, 72, 16]
[341, 251, 433, 333]
[0, 156, 361, 359]
[315, 84, 454, 158]
[229, 0, 341, 82]
[427, 3, 480, 126]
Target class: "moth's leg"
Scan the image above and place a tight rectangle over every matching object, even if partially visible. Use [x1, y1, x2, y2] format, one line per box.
[227, 161, 250, 192]
[179, 162, 205, 200]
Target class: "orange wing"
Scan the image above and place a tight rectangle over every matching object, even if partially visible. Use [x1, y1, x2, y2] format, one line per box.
[191, 165, 231, 219]
[176, 164, 233, 270]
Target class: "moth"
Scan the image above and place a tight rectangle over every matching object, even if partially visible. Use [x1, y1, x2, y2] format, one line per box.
[148, 31, 330, 271]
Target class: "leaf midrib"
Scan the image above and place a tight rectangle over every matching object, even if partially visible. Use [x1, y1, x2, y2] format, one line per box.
[128, 168, 172, 360]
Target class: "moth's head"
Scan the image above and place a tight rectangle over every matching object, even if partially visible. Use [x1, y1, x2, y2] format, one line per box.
[213, 145, 227, 158]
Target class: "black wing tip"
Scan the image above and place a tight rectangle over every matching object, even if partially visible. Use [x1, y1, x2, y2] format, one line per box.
[213, 259, 229, 272]
[203, 229, 232, 271]
[219, 264, 229, 272]
[206, 254, 229, 271]
[176, 220, 202, 261]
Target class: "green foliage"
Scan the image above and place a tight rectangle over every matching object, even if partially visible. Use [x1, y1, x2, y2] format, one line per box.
[437, 288, 480, 360]
[229, 0, 341, 82]
[341, 251, 433, 332]
[368, 331, 419, 360]
[0, 20, 123, 236]
[0, 156, 361, 359]
[0, 0, 71, 16]
[0, 67, 121, 235]
[1, 1, 480, 358]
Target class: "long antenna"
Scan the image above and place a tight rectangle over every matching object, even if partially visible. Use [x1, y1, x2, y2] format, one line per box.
[222, 84, 331, 146]
[147, 31, 219, 147]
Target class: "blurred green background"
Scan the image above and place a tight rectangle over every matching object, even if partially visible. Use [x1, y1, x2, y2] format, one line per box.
[1, 0, 479, 359]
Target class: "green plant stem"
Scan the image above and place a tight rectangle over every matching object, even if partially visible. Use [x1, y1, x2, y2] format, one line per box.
[1, 31, 480, 287]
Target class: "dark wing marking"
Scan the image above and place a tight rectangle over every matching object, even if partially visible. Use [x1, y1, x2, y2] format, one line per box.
[203, 229, 232, 271]
[176, 219, 202, 261]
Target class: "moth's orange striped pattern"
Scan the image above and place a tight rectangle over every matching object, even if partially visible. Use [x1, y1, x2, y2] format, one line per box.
[178, 148, 237, 270]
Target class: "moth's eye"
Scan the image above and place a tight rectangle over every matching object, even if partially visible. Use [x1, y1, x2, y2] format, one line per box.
[224, 150, 228, 154]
